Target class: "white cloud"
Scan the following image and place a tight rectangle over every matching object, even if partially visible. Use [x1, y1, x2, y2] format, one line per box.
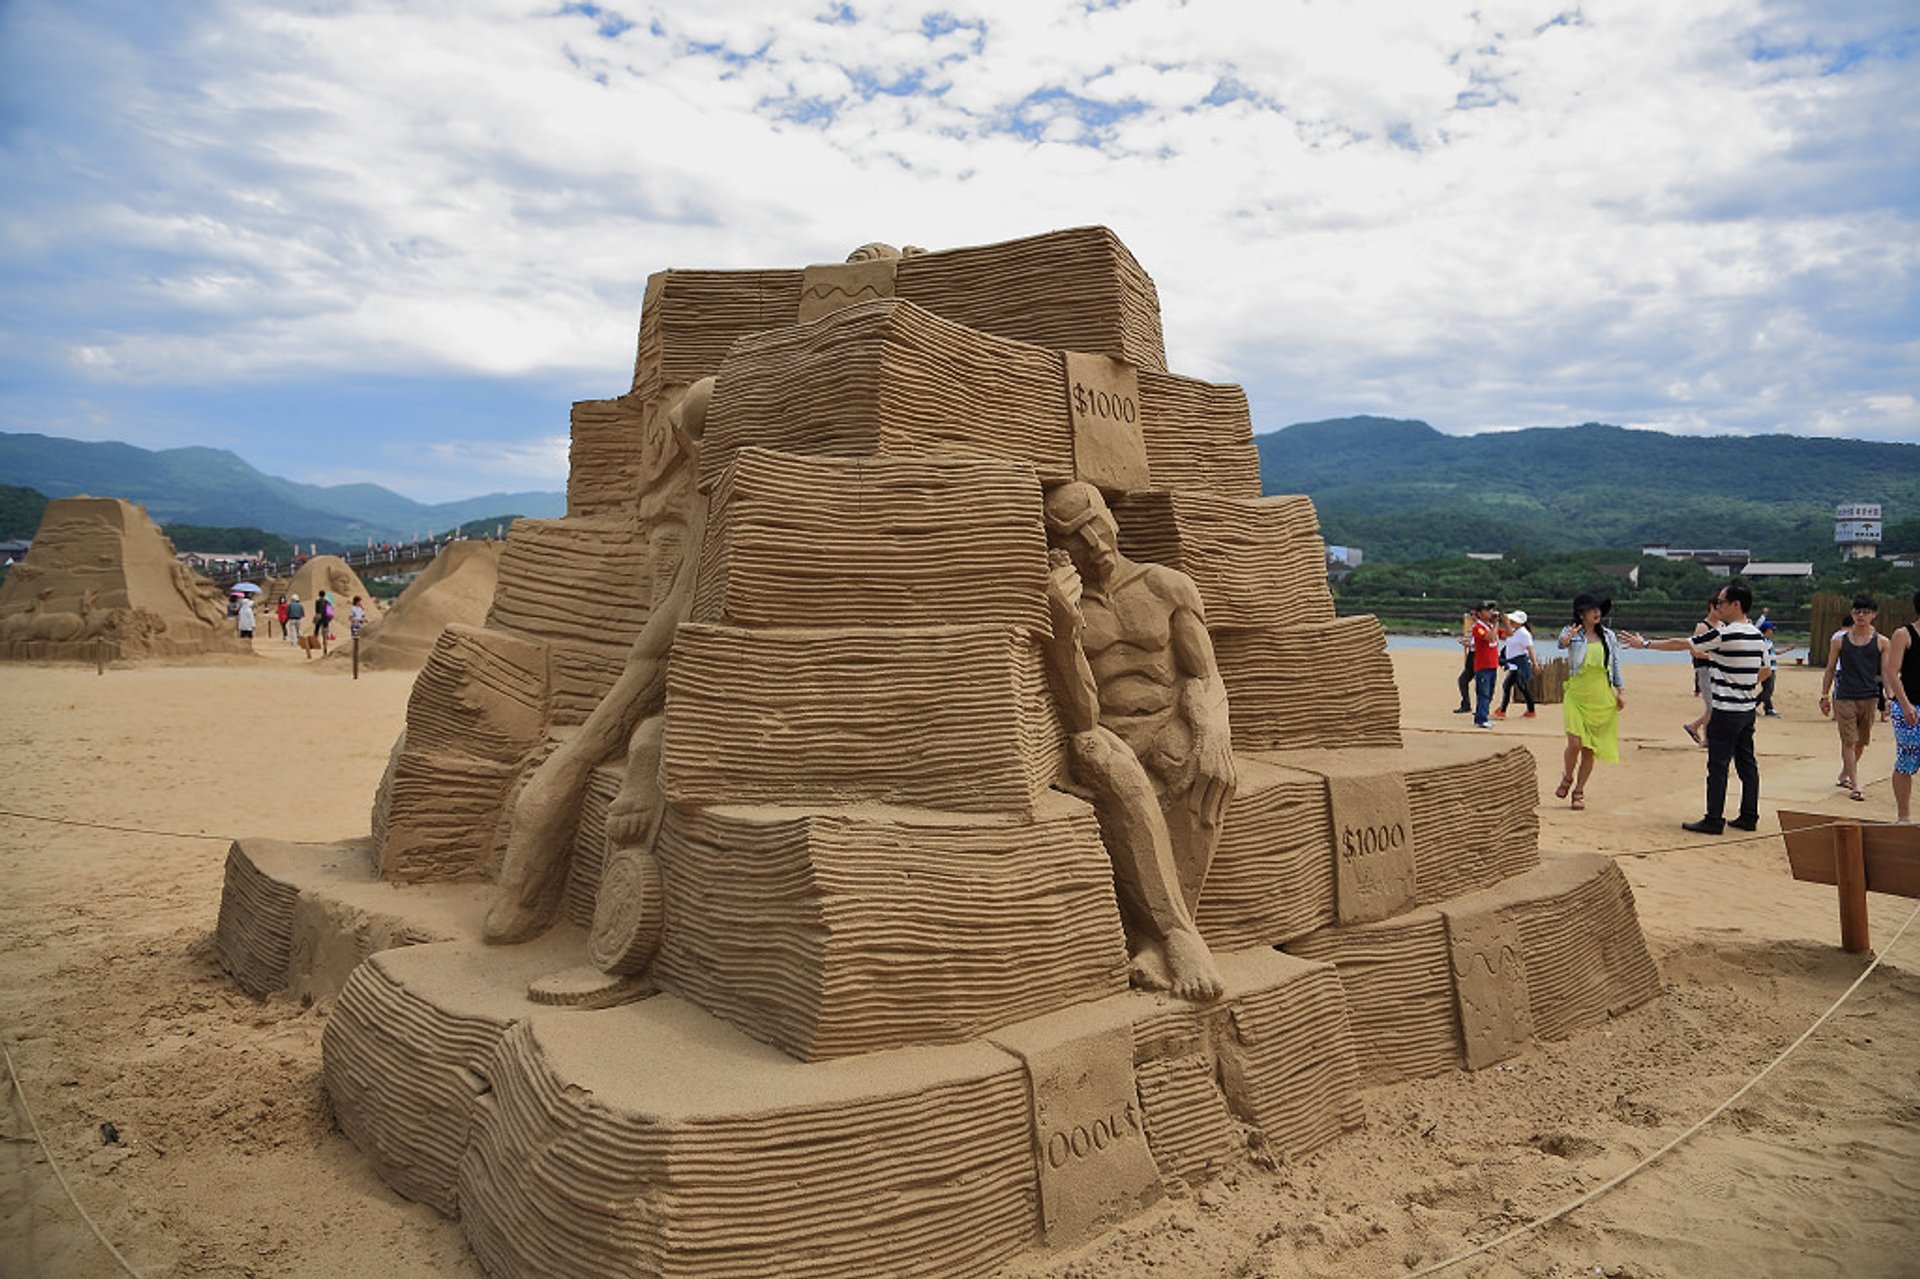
[3, 0, 1916, 497]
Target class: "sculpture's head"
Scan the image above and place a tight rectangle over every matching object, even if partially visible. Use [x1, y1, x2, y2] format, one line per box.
[1044, 482, 1120, 583]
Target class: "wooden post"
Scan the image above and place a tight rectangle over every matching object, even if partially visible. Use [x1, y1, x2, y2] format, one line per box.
[95, 640, 105, 676]
[1835, 821, 1870, 953]
[352, 634, 360, 681]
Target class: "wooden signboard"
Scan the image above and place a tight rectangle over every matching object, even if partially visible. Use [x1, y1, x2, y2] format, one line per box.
[1777, 810, 1920, 952]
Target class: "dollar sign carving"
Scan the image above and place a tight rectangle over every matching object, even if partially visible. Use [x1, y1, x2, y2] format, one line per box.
[1072, 382, 1088, 415]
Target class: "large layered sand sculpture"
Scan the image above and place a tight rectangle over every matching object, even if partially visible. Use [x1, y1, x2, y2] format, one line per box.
[214, 229, 1660, 1276]
[0, 497, 249, 660]
[283, 555, 383, 628]
[339, 541, 500, 670]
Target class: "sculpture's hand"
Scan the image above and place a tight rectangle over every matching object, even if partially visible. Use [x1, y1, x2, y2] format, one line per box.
[1188, 732, 1236, 829]
[1044, 551, 1084, 633]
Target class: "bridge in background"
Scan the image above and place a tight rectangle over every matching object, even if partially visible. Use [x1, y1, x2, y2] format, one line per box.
[203, 541, 456, 591]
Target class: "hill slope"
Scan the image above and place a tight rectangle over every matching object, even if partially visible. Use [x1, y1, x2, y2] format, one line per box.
[1257, 418, 1920, 560]
[0, 433, 564, 544]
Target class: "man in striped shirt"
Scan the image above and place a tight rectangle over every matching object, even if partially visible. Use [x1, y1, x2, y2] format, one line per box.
[1628, 581, 1767, 834]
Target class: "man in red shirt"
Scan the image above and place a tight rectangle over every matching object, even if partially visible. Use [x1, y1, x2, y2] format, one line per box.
[1470, 601, 1502, 728]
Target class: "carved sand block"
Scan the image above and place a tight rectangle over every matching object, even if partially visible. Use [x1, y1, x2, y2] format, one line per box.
[694, 447, 1052, 632]
[699, 298, 1258, 497]
[1115, 490, 1335, 629]
[648, 795, 1128, 1061]
[378, 625, 548, 882]
[565, 394, 649, 518]
[349, 540, 503, 672]
[1286, 853, 1661, 1083]
[485, 516, 652, 724]
[1198, 739, 1543, 952]
[1213, 614, 1402, 751]
[215, 838, 490, 1000]
[662, 622, 1064, 814]
[631, 226, 1169, 403]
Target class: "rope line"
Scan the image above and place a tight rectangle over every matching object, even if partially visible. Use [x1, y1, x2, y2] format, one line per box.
[1, 1034, 144, 1278]
[0, 809, 230, 842]
[1405, 897, 1920, 1278]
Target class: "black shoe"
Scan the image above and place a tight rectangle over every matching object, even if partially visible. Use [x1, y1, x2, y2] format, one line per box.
[1453, 706, 1470, 714]
[1727, 816, 1760, 832]
[1682, 819, 1725, 835]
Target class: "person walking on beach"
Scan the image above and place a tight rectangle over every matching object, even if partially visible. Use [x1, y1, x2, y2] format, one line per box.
[1821, 595, 1887, 803]
[1682, 590, 1723, 746]
[275, 595, 288, 641]
[235, 595, 255, 643]
[1554, 594, 1625, 810]
[1756, 621, 1795, 717]
[1628, 580, 1766, 835]
[349, 595, 367, 637]
[1883, 590, 1920, 825]
[285, 593, 305, 647]
[1494, 609, 1537, 719]
[1453, 610, 1475, 714]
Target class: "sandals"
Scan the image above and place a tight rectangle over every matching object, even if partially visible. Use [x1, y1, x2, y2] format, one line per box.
[1555, 775, 1573, 800]
[1683, 723, 1704, 746]
[1851, 787, 1866, 802]
[1570, 790, 1585, 811]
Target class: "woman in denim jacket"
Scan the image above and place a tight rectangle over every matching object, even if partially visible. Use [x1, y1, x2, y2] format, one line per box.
[1555, 592, 1626, 810]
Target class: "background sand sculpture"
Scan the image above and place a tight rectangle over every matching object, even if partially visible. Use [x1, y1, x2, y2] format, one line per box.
[342, 540, 501, 670]
[4, 648, 1917, 1277]
[0, 496, 249, 661]
[211, 229, 1663, 1276]
[281, 556, 382, 631]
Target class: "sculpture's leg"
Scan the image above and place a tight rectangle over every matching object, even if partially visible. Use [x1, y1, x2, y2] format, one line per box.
[483, 499, 707, 946]
[1069, 727, 1224, 1002]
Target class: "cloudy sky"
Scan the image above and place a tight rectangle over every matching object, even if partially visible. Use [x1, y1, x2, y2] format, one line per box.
[2, 0, 1915, 502]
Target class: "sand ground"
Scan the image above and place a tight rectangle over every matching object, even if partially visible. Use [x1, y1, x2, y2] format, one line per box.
[1, 641, 1916, 1278]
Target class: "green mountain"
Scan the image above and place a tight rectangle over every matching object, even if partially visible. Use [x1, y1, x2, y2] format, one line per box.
[0, 432, 564, 544]
[1258, 418, 1920, 561]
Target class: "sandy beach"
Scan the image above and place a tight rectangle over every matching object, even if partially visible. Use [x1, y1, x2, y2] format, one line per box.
[2, 640, 1915, 1278]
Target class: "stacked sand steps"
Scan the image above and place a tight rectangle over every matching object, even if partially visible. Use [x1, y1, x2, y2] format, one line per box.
[650, 797, 1128, 1060]
[631, 226, 1168, 403]
[1285, 853, 1661, 1083]
[213, 838, 489, 1000]
[700, 299, 1256, 496]
[314, 931, 1365, 1276]
[460, 1009, 1037, 1278]
[693, 448, 1051, 632]
[378, 625, 548, 882]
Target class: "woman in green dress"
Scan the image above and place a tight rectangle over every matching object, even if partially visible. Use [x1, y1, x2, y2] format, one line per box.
[1555, 593, 1626, 810]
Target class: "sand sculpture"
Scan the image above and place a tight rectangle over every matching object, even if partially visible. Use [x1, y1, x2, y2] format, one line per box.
[281, 555, 382, 629]
[0, 497, 249, 660]
[340, 540, 500, 670]
[214, 228, 1661, 1276]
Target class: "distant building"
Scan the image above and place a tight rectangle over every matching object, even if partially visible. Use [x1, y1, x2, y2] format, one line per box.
[1464, 552, 1503, 562]
[1835, 503, 1882, 560]
[1595, 563, 1642, 587]
[1886, 549, 1919, 569]
[1325, 545, 1363, 583]
[1743, 562, 1815, 581]
[0, 538, 29, 565]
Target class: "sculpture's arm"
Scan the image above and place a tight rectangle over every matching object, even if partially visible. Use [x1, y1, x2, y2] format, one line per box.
[1169, 589, 1235, 828]
[1041, 551, 1101, 735]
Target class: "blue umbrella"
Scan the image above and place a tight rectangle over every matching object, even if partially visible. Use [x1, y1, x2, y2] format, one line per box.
[230, 582, 263, 595]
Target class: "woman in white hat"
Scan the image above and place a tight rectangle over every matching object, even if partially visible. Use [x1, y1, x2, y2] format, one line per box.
[1493, 609, 1536, 719]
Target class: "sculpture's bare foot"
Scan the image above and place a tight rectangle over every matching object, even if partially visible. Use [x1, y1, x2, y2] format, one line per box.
[1163, 928, 1225, 1003]
[483, 895, 553, 946]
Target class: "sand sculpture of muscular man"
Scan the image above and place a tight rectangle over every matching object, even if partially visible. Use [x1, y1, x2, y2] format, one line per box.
[1042, 481, 1235, 1002]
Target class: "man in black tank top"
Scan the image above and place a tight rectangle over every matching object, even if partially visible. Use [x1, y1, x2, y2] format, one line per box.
[1883, 590, 1920, 824]
[1820, 594, 1887, 803]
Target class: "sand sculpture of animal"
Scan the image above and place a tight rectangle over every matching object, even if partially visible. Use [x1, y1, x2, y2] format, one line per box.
[28, 588, 100, 643]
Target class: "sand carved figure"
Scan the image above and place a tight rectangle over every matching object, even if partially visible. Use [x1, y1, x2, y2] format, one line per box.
[211, 229, 1666, 1279]
[1041, 481, 1234, 1001]
[483, 377, 712, 947]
